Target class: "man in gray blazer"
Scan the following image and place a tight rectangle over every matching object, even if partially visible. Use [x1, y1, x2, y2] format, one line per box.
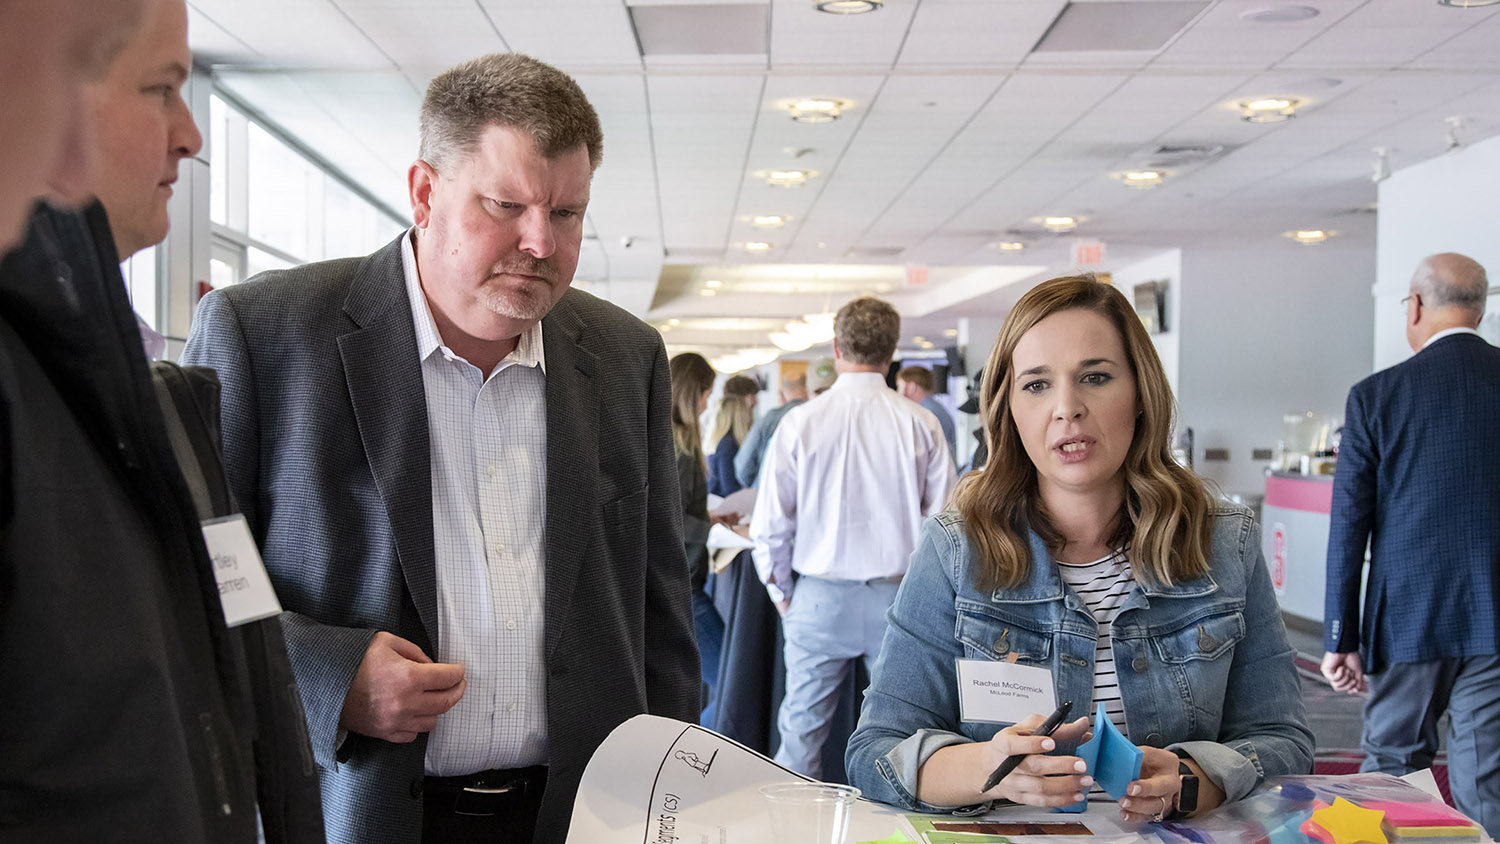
[183, 53, 699, 844]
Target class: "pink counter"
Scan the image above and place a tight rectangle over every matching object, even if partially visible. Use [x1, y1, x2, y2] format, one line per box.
[1261, 472, 1333, 623]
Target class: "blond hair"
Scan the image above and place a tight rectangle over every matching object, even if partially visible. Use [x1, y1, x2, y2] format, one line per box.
[706, 374, 757, 449]
[951, 274, 1213, 590]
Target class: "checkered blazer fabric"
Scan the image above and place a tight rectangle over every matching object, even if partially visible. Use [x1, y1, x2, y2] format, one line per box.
[181, 235, 700, 844]
[1324, 333, 1500, 673]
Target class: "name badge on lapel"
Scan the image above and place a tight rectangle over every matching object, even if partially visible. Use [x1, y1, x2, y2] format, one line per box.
[201, 514, 283, 627]
[956, 657, 1057, 724]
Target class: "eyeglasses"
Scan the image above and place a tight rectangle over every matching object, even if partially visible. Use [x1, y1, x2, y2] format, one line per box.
[1400, 294, 1415, 307]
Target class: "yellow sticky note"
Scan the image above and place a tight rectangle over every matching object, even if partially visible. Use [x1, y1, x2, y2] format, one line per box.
[857, 832, 913, 844]
[1311, 798, 1389, 844]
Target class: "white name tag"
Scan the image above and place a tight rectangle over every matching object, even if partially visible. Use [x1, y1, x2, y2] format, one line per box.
[956, 658, 1057, 724]
[201, 514, 283, 628]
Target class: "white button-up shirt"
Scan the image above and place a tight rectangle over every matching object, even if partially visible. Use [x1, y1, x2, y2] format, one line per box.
[750, 371, 956, 602]
[401, 230, 550, 776]
[1423, 326, 1481, 349]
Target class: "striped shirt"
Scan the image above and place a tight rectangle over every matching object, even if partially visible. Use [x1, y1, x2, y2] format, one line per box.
[1056, 549, 1135, 735]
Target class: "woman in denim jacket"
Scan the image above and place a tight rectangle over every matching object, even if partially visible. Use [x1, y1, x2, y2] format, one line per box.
[848, 276, 1312, 822]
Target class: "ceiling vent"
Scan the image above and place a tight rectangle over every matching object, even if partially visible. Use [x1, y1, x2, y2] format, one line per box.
[1137, 142, 1229, 168]
[630, 4, 768, 56]
[843, 246, 906, 259]
[1034, 1, 1210, 52]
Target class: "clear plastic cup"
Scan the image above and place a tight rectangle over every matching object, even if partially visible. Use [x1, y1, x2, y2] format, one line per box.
[759, 782, 861, 844]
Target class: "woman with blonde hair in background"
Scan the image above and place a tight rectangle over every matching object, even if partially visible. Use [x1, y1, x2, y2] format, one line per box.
[707, 374, 759, 497]
[849, 275, 1311, 822]
[670, 352, 732, 724]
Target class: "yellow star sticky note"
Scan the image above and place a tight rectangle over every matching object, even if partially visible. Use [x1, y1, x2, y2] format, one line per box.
[1310, 798, 1388, 844]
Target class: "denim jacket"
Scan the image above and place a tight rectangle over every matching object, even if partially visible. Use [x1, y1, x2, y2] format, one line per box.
[847, 505, 1313, 812]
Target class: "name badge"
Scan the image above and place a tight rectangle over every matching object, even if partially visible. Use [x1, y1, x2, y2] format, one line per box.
[201, 514, 283, 627]
[956, 658, 1057, 724]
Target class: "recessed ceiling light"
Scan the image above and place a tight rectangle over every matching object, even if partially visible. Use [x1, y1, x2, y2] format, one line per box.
[991, 240, 1027, 251]
[1240, 97, 1300, 123]
[699, 288, 718, 296]
[704, 279, 722, 289]
[766, 169, 814, 188]
[786, 98, 849, 124]
[919, 340, 935, 350]
[667, 318, 680, 326]
[1042, 216, 1078, 233]
[943, 328, 959, 338]
[1117, 170, 1166, 189]
[912, 336, 926, 344]
[1438, 0, 1500, 6]
[1239, 5, 1320, 22]
[814, 0, 883, 13]
[1285, 229, 1334, 245]
[752, 215, 788, 229]
[745, 241, 774, 253]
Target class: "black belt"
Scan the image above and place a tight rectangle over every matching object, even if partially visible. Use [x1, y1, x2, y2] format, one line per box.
[424, 766, 547, 817]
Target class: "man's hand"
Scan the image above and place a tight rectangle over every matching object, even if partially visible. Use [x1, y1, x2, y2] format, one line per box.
[339, 631, 467, 743]
[710, 511, 740, 527]
[1321, 651, 1367, 694]
[774, 597, 792, 617]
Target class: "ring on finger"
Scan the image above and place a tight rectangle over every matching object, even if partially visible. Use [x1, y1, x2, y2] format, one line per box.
[1150, 795, 1169, 822]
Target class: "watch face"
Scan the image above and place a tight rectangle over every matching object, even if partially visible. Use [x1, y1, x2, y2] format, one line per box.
[1178, 774, 1200, 813]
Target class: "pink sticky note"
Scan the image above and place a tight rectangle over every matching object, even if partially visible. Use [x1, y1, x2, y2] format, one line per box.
[1364, 801, 1473, 828]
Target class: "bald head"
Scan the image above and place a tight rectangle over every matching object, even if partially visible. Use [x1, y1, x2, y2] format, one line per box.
[1405, 252, 1489, 352]
[1412, 253, 1488, 321]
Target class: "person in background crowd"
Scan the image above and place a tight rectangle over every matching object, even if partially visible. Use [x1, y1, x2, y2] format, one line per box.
[183, 52, 698, 844]
[706, 373, 759, 497]
[807, 356, 839, 396]
[1323, 253, 1500, 836]
[0, 0, 142, 253]
[734, 372, 808, 489]
[751, 296, 956, 778]
[848, 275, 1312, 821]
[0, 0, 324, 839]
[897, 365, 957, 466]
[670, 351, 732, 725]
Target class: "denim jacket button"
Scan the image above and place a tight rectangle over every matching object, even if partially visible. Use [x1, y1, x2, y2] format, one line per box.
[1131, 656, 1148, 672]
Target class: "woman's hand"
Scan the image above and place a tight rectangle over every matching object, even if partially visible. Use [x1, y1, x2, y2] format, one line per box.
[1118, 746, 1181, 823]
[981, 713, 1093, 807]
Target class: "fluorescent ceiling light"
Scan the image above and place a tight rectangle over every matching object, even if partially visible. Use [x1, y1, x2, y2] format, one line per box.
[704, 279, 722, 288]
[787, 98, 848, 123]
[744, 241, 773, 253]
[1042, 216, 1078, 233]
[1240, 97, 1300, 123]
[814, 0, 883, 13]
[1117, 170, 1165, 189]
[752, 215, 788, 229]
[766, 169, 814, 188]
[1285, 229, 1334, 245]
[1438, 0, 1500, 6]
[991, 241, 1027, 251]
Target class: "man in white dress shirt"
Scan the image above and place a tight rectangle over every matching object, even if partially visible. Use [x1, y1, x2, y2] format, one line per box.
[751, 296, 956, 777]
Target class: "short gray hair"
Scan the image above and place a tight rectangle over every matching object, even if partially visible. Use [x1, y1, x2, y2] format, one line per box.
[1412, 252, 1488, 316]
[419, 53, 603, 172]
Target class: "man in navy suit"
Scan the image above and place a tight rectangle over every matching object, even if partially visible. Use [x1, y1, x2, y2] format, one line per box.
[184, 53, 698, 844]
[1323, 253, 1499, 834]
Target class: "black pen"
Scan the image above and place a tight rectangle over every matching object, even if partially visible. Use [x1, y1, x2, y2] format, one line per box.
[980, 700, 1073, 793]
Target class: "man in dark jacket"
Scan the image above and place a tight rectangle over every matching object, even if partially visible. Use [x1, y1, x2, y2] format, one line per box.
[0, 0, 323, 839]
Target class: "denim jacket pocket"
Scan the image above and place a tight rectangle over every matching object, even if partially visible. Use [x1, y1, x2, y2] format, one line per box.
[954, 600, 1053, 666]
[1150, 610, 1246, 718]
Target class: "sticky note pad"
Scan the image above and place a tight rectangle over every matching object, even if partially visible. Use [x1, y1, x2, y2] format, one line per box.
[1308, 797, 1388, 844]
[1055, 702, 1143, 813]
[1365, 802, 1474, 828]
[1388, 826, 1481, 840]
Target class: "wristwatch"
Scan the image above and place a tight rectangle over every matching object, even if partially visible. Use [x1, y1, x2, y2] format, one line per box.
[1172, 752, 1200, 817]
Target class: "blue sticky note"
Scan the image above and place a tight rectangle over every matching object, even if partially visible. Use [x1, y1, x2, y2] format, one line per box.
[1055, 702, 1143, 813]
[1267, 810, 1316, 844]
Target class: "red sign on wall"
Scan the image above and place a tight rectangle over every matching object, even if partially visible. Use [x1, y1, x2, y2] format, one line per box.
[1270, 523, 1287, 595]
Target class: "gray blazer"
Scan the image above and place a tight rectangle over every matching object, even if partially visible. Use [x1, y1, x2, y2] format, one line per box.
[182, 236, 699, 844]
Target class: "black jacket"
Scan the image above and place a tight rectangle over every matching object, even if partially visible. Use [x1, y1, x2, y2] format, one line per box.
[0, 203, 323, 843]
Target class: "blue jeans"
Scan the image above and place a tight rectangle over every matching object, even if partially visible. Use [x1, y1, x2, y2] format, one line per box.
[1361, 655, 1500, 836]
[692, 585, 725, 726]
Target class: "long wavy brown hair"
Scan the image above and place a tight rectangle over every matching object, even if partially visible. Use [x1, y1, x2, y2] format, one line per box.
[952, 275, 1212, 590]
[669, 352, 716, 459]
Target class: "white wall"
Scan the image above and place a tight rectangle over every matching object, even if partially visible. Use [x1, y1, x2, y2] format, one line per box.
[1374, 134, 1500, 369]
[1175, 235, 1375, 495]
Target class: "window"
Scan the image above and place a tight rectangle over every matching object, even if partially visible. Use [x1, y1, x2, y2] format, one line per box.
[121, 247, 158, 329]
[208, 94, 404, 293]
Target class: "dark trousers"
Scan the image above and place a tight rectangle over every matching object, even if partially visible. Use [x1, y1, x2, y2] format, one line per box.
[421, 767, 547, 844]
[1361, 656, 1500, 836]
[692, 583, 725, 726]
